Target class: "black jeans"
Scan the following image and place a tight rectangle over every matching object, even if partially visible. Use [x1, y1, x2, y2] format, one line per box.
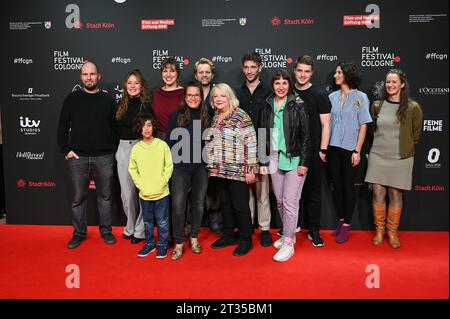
[327, 146, 358, 224]
[299, 150, 324, 230]
[216, 178, 252, 243]
[171, 166, 208, 244]
[67, 154, 114, 237]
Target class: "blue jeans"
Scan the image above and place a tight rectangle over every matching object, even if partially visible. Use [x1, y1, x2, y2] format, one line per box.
[140, 196, 169, 247]
[67, 154, 114, 237]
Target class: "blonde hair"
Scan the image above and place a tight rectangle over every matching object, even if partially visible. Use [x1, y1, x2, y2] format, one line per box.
[210, 83, 240, 110]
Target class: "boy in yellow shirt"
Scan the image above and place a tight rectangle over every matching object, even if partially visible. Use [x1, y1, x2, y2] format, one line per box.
[129, 112, 173, 259]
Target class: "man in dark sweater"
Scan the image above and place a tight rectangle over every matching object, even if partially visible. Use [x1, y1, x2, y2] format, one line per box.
[293, 55, 331, 247]
[58, 61, 117, 249]
[235, 52, 272, 247]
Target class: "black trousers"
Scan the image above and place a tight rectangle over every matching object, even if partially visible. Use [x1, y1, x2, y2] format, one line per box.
[171, 167, 208, 244]
[299, 150, 324, 230]
[216, 177, 252, 243]
[327, 146, 358, 224]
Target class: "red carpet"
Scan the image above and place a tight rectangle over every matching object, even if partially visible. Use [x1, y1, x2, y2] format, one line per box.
[0, 225, 447, 299]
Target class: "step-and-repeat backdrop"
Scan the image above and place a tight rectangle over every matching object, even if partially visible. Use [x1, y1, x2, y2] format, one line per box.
[2, 0, 448, 230]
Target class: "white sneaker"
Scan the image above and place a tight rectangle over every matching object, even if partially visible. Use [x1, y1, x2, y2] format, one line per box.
[273, 237, 284, 249]
[273, 236, 296, 249]
[273, 243, 295, 262]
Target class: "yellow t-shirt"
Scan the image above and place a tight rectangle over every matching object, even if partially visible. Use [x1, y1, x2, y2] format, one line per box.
[128, 138, 173, 201]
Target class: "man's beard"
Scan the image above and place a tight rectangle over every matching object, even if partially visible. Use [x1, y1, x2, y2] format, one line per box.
[84, 83, 98, 92]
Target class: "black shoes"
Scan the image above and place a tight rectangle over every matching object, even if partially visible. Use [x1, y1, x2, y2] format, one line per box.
[102, 233, 117, 245]
[122, 234, 133, 240]
[67, 235, 85, 249]
[260, 230, 273, 247]
[211, 236, 238, 249]
[308, 229, 325, 247]
[130, 236, 145, 244]
[233, 241, 253, 256]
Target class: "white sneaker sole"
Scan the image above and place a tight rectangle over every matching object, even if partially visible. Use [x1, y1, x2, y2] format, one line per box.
[307, 234, 325, 247]
[273, 249, 294, 262]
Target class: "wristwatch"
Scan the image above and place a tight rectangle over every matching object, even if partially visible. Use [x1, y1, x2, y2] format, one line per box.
[352, 150, 359, 154]
[320, 149, 327, 154]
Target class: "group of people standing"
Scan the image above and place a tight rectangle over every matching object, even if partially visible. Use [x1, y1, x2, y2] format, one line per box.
[57, 52, 423, 262]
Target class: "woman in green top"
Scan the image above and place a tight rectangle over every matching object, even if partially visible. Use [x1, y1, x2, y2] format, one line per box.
[259, 69, 311, 262]
[365, 69, 423, 248]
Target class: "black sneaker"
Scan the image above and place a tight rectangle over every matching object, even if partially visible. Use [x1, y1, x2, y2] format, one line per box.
[211, 236, 237, 249]
[260, 230, 273, 247]
[67, 235, 85, 249]
[130, 236, 145, 244]
[308, 229, 325, 247]
[233, 241, 253, 256]
[102, 233, 117, 245]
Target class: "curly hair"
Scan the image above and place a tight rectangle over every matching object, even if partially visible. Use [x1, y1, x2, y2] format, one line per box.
[338, 61, 362, 89]
[133, 112, 158, 139]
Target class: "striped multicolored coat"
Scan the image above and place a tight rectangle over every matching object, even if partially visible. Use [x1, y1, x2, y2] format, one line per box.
[205, 107, 258, 182]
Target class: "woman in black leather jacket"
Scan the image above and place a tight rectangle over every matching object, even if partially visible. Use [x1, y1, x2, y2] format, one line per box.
[258, 69, 311, 262]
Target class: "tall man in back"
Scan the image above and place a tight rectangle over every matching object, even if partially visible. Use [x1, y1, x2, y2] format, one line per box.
[293, 55, 331, 247]
[58, 61, 117, 249]
[235, 52, 272, 247]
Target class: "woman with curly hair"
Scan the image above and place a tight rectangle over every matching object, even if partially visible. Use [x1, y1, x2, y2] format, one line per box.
[327, 61, 372, 243]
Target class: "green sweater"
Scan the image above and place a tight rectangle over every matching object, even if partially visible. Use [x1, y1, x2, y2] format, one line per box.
[372, 100, 423, 159]
[129, 138, 173, 201]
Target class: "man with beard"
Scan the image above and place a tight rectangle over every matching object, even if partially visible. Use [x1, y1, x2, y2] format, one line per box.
[58, 61, 117, 249]
[193, 58, 223, 236]
[235, 52, 272, 247]
[194, 58, 216, 118]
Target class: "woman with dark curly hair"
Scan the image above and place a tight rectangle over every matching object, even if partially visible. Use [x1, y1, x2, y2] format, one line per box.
[365, 69, 423, 248]
[327, 61, 372, 243]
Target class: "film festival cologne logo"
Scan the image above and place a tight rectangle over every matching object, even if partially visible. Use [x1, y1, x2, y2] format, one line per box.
[254, 48, 293, 69]
[361, 46, 401, 67]
[152, 49, 189, 70]
[54, 50, 85, 71]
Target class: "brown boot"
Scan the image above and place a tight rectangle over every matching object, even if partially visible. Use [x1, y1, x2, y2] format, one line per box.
[372, 203, 386, 245]
[387, 205, 402, 249]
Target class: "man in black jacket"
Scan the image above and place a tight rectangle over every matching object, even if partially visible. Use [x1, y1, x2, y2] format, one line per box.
[235, 52, 272, 247]
[58, 61, 117, 249]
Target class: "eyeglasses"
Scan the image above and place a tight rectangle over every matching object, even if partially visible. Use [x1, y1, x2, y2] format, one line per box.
[186, 94, 201, 99]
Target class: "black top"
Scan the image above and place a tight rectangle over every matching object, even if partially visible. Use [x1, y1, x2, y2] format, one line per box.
[294, 85, 331, 151]
[235, 81, 271, 129]
[57, 89, 117, 156]
[166, 107, 205, 172]
[115, 97, 151, 140]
